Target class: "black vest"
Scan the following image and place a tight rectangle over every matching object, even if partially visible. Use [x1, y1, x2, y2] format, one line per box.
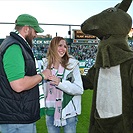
[0, 32, 40, 124]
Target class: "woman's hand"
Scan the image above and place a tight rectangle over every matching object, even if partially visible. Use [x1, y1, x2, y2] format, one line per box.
[48, 75, 61, 86]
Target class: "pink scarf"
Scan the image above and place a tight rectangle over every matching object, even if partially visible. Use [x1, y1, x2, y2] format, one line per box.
[46, 64, 66, 126]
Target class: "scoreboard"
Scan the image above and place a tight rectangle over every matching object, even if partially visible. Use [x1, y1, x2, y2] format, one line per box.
[72, 29, 99, 44]
[73, 29, 96, 39]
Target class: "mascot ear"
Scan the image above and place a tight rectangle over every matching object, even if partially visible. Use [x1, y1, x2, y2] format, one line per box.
[115, 0, 132, 12]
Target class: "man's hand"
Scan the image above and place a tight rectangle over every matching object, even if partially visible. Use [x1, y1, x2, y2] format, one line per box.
[41, 69, 52, 80]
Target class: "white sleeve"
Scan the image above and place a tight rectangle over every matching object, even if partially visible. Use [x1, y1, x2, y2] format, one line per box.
[57, 64, 84, 95]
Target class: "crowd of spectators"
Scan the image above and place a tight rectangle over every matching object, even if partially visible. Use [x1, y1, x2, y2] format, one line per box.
[33, 43, 98, 68]
[32, 41, 133, 69]
[68, 44, 97, 67]
[32, 44, 49, 60]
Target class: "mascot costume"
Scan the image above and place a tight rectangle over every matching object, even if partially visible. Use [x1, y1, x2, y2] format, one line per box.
[81, 0, 133, 132]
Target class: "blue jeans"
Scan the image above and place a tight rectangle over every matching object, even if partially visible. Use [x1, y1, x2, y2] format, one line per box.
[0, 122, 36, 133]
[46, 115, 78, 133]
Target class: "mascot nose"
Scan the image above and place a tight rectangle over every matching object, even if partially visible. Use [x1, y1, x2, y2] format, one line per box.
[81, 23, 84, 28]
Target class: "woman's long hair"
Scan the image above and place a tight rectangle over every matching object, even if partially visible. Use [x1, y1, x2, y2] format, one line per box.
[46, 36, 70, 69]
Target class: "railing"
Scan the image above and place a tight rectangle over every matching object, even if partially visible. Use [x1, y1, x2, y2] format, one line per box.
[0, 22, 80, 39]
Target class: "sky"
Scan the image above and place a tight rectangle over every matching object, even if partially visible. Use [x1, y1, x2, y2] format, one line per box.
[0, 0, 133, 38]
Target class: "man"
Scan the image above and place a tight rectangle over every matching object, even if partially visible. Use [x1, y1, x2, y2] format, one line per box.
[0, 14, 51, 133]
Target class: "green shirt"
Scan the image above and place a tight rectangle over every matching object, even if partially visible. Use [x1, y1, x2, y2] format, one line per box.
[3, 44, 25, 82]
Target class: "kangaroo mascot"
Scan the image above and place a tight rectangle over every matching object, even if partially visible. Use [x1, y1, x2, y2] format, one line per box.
[81, 0, 133, 133]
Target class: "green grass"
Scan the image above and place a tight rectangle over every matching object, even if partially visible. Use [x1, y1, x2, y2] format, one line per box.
[36, 89, 93, 133]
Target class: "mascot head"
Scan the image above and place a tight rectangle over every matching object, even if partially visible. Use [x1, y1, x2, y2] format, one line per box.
[81, 0, 133, 68]
[81, 0, 132, 40]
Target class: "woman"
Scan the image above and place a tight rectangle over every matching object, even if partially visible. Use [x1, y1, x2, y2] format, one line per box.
[41, 36, 84, 133]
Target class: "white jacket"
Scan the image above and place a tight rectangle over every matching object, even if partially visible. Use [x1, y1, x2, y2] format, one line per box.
[40, 56, 84, 119]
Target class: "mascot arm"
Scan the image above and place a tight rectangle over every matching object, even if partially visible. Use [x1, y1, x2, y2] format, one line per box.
[130, 64, 133, 88]
[81, 66, 96, 90]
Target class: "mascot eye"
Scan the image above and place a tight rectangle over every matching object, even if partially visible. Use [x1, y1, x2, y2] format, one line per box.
[106, 8, 117, 13]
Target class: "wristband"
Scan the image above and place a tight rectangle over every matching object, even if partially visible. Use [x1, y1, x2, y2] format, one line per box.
[39, 73, 45, 81]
